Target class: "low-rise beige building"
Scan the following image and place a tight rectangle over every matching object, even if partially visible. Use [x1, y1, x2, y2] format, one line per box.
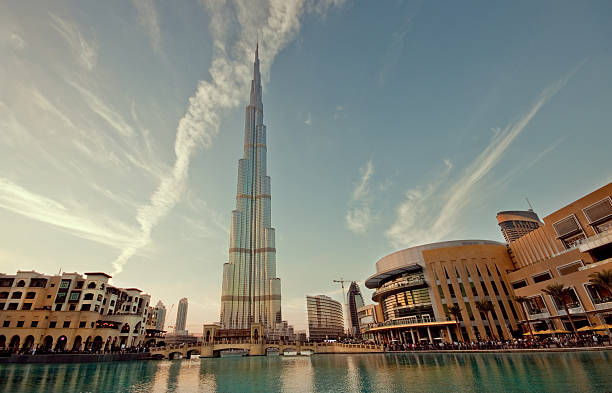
[0, 271, 154, 352]
[506, 182, 612, 332]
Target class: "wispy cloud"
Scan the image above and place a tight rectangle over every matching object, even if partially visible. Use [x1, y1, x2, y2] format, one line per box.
[132, 0, 161, 52]
[386, 67, 579, 248]
[68, 80, 135, 137]
[333, 105, 345, 120]
[49, 13, 98, 71]
[346, 159, 374, 234]
[111, 0, 348, 274]
[8, 32, 26, 50]
[304, 112, 312, 126]
[0, 178, 137, 249]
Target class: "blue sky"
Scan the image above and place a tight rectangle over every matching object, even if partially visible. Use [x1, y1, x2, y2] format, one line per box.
[1, 0, 611, 331]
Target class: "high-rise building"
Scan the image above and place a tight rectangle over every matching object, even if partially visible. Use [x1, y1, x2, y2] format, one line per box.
[496, 210, 542, 243]
[154, 300, 166, 331]
[306, 295, 344, 341]
[220, 45, 282, 332]
[346, 282, 364, 337]
[175, 298, 188, 334]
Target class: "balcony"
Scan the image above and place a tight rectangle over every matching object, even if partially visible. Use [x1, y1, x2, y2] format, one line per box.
[527, 309, 550, 320]
[362, 315, 455, 333]
[372, 278, 427, 301]
[555, 302, 584, 316]
[578, 228, 612, 253]
[592, 296, 612, 311]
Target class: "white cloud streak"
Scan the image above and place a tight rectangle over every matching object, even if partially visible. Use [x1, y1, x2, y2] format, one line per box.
[386, 68, 578, 248]
[132, 0, 161, 52]
[111, 0, 347, 274]
[346, 159, 374, 234]
[0, 178, 138, 249]
[49, 13, 98, 71]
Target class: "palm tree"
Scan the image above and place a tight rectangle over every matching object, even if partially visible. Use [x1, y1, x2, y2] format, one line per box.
[513, 296, 534, 338]
[447, 304, 464, 342]
[475, 300, 497, 340]
[542, 283, 577, 335]
[588, 269, 612, 337]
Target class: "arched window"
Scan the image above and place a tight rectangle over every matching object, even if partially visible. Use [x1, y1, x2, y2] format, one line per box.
[83, 293, 94, 300]
[87, 282, 96, 289]
[97, 295, 103, 302]
[16, 280, 26, 287]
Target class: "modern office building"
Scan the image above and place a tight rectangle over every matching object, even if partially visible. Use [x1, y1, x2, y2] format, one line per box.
[0, 271, 152, 352]
[357, 304, 382, 340]
[496, 210, 542, 243]
[220, 45, 282, 334]
[306, 295, 345, 341]
[154, 300, 166, 331]
[505, 182, 612, 332]
[364, 241, 521, 343]
[175, 298, 188, 334]
[346, 282, 365, 337]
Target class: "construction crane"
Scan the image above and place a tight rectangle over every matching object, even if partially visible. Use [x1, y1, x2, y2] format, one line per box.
[333, 278, 358, 336]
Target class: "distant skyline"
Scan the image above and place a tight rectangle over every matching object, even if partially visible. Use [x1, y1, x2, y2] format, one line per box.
[1, 1, 612, 331]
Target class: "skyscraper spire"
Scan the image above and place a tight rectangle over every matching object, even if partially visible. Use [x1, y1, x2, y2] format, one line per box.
[220, 46, 281, 333]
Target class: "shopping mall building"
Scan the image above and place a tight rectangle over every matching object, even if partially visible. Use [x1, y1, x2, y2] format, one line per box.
[363, 182, 612, 344]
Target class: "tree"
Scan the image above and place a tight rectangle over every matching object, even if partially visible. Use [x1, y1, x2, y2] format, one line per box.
[588, 269, 612, 337]
[512, 296, 534, 338]
[447, 304, 464, 342]
[475, 300, 497, 340]
[542, 283, 577, 335]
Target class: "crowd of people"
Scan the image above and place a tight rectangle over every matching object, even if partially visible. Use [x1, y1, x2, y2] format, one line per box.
[384, 334, 610, 351]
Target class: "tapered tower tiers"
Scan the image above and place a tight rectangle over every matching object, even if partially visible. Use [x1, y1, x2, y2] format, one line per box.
[220, 46, 282, 332]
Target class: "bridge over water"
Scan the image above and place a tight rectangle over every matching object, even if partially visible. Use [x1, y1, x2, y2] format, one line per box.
[149, 340, 383, 359]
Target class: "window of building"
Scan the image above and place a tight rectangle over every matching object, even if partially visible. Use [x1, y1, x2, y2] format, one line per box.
[83, 293, 94, 300]
[490, 281, 500, 296]
[0, 292, 8, 299]
[102, 299, 107, 305]
[25, 292, 36, 299]
[87, 282, 96, 289]
[0, 279, 14, 287]
[583, 197, 612, 233]
[31, 321, 38, 328]
[16, 280, 26, 287]
[110, 300, 115, 306]
[549, 287, 581, 310]
[532, 271, 552, 284]
[63, 321, 70, 328]
[585, 283, 612, 305]
[557, 261, 584, 276]
[7, 303, 18, 310]
[0, 303, 5, 310]
[59, 280, 71, 289]
[17, 321, 24, 327]
[97, 295, 103, 302]
[69, 292, 81, 302]
[100, 308, 105, 315]
[49, 321, 57, 328]
[50, 283, 55, 287]
[81, 304, 91, 311]
[90, 322, 95, 328]
[54, 304, 62, 311]
[2, 321, 9, 327]
[525, 296, 547, 315]
[22, 303, 32, 310]
[11, 291, 22, 299]
[69, 304, 76, 311]
[76, 281, 84, 289]
[79, 321, 86, 328]
[94, 305, 99, 312]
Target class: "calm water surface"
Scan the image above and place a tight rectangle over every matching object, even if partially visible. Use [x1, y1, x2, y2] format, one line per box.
[1, 352, 611, 392]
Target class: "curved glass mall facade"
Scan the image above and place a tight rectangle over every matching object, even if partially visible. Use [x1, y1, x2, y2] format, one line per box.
[365, 240, 521, 343]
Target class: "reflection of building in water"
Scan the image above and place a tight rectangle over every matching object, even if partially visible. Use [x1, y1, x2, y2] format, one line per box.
[0, 270, 153, 352]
